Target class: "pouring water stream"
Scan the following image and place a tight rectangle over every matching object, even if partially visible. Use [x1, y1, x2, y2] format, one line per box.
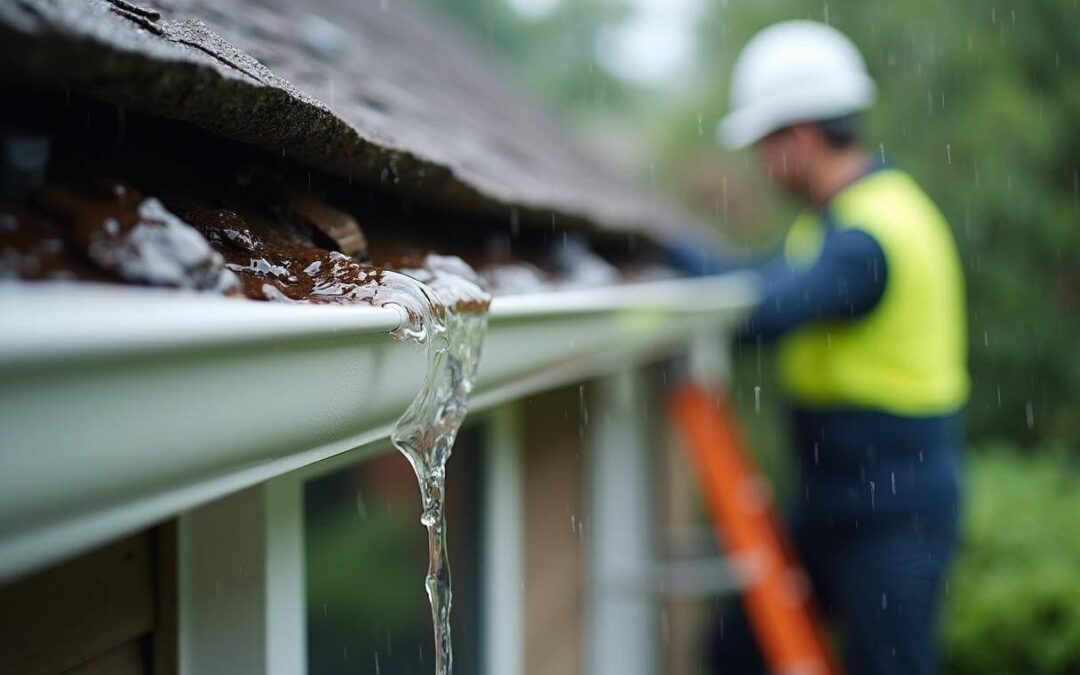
[378, 255, 490, 675]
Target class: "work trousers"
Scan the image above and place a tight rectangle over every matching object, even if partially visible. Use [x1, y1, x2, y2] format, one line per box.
[709, 510, 958, 675]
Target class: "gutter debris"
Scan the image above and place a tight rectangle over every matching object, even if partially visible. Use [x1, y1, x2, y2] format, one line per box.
[0, 96, 680, 301]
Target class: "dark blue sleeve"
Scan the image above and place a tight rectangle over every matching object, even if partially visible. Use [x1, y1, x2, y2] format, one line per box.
[665, 239, 775, 276]
[738, 229, 888, 344]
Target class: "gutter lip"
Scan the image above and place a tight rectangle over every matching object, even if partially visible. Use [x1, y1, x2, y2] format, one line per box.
[0, 281, 404, 367]
[488, 273, 759, 318]
[0, 273, 760, 365]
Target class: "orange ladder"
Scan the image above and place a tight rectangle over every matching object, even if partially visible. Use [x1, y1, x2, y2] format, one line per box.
[669, 383, 841, 675]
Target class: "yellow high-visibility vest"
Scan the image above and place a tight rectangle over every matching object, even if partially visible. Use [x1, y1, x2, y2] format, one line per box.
[777, 168, 970, 416]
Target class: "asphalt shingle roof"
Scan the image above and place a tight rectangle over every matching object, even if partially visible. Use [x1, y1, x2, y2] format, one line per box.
[0, 0, 710, 241]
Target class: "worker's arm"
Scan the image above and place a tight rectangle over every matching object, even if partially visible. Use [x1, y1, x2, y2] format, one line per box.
[738, 228, 887, 344]
[664, 238, 778, 277]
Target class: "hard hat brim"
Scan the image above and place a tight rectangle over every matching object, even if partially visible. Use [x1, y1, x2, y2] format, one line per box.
[717, 108, 781, 150]
[717, 73, 877, 150]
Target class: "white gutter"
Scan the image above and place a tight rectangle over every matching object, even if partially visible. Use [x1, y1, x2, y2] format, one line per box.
[0, 273, 757, 582]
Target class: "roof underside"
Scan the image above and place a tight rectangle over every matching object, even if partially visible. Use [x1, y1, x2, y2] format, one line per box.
[0, 0, 708, 240]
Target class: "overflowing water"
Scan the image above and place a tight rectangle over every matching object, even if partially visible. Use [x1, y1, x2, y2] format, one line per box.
[5, 174, 493, 672]
[379, 254, 491, 675]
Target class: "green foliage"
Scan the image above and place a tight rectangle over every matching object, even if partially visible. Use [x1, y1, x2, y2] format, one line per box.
[306, 506, 433, 673]
[943, 444, 1080, 674]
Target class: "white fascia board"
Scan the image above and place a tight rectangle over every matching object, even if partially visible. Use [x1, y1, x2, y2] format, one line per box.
[0, 273, 757, 581]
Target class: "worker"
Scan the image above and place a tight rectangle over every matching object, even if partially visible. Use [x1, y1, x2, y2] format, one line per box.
[673, 21, 969, 675]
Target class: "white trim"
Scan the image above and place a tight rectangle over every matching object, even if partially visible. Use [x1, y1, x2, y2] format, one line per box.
[178, 476, 308, 675]
[483, 404, 526, 675]
[179, 486, 268, 675]
[265, 475, 307, 675]
[586, 369, 658, 675]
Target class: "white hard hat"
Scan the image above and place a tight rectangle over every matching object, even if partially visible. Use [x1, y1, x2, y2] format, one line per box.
[717, 21, 877, 149]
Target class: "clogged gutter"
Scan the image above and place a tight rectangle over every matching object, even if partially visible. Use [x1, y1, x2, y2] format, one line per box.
[2, 171, 493, 675]
[3, 168, 497, 672]
[0, 96, 677, 675]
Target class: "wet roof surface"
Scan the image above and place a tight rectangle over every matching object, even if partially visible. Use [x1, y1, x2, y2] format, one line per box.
[0, 0, 709, 240]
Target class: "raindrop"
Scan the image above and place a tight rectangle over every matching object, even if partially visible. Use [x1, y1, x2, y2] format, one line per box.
[753, 385, 761, 414]
[1025, 401, 1035, 429]
[869, 481, 876, 510]
[891, 471, 896, 495]
[882, 592, 888, 610]
[946, 144, 952, 165]
[299, 14, 348, 60]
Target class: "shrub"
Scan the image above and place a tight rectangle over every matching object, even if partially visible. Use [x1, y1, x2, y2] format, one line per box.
[944, 444, 1080, 675]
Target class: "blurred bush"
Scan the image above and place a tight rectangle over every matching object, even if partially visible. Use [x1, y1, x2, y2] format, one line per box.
[943, 444, 1080, 674]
